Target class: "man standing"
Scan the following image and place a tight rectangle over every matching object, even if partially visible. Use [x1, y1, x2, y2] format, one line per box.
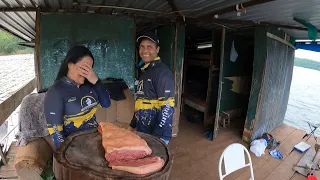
[129, 31, 175, 145]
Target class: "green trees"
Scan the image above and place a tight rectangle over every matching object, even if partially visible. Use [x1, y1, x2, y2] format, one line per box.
[294, 58, 320, 71]
[0, 30, 33, 55]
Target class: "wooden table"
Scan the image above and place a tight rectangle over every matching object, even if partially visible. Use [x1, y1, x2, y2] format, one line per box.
[53, 129, 173, 180]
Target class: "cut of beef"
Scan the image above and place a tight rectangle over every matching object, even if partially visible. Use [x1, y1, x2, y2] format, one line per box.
[109, 156, 162, 167]
[98, 122, 164, 175]
[105, 149, 149, 162]
[110, 157, 164, 175]
[98, 122, 152, 161]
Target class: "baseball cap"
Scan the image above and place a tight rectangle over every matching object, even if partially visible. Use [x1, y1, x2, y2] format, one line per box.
[136, 31, 160, 45]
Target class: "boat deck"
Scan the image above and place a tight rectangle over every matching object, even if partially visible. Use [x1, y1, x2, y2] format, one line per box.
[169, 116, 317, 180]
[0, 116, 316, 180]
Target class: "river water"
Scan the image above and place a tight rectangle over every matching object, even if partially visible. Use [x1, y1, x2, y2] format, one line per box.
[284, 66, 320, 136]
[0, 54, 34, 145]
[0, 54, 34, 104]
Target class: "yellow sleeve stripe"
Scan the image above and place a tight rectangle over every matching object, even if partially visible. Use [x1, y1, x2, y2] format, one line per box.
[135, 97, 174, 110]
[47, 125, 63, 135]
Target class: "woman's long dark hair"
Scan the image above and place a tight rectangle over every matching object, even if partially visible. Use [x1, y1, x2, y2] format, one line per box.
[55, 45, 95, 81]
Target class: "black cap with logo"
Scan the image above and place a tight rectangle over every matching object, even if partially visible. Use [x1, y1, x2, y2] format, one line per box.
[136, 31, 160, 46]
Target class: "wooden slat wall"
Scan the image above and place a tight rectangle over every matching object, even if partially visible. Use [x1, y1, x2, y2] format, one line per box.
[0, 78, 35, 125]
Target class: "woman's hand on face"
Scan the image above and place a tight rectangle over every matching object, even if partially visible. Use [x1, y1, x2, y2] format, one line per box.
[78, 63, 98, 84]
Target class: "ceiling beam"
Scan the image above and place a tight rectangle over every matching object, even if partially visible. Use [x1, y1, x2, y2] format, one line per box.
[110, 0, 123, 14]
[84, 0, 92, 13]
[18, 41, 35, 48]
[0, 7, 37, 11]
[43, 0, 50, 8]
[0, 7, 108, 13]
[196, 0, 275, 20]
[166, 0, 183, 21]
[211, 19, 320, 32]
[98, 0, 107, 13]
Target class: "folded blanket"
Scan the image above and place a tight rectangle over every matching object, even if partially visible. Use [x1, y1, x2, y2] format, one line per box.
[16, 92, 49, 146]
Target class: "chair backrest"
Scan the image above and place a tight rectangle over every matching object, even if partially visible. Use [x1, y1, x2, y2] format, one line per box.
[219, 143, 254, 180]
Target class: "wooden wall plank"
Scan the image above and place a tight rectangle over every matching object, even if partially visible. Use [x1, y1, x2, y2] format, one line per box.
[0, 78, 35, 125]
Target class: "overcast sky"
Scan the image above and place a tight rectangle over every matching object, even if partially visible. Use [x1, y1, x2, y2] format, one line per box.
[295, 49, 320, 62]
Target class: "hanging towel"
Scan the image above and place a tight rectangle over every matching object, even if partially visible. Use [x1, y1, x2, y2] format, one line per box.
[230, 40, 238, 62]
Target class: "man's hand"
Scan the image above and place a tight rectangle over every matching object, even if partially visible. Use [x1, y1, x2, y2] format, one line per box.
[78, 63, 98, 84]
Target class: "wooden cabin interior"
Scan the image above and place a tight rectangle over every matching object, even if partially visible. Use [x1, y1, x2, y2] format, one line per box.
[181, 25, 256, 138]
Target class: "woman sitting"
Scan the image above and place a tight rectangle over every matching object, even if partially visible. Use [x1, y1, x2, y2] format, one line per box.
[44, 46, 111, 150]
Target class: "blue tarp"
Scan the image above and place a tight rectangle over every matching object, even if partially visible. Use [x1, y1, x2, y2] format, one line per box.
[296, 43, 320, 53]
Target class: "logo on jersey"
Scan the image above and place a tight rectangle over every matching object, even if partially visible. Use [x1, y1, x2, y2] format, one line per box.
[81, 96, 97, 111]
[136, 80, 144, 95]
[85, 98, 92, 106]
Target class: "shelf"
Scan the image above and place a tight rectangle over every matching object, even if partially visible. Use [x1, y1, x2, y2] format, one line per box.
[183, 94, 207, 113]
[187, 53, 211, 61]
[187, 58, 210, 68]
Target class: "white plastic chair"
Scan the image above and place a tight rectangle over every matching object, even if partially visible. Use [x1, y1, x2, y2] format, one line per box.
[219, 143, 254, 180]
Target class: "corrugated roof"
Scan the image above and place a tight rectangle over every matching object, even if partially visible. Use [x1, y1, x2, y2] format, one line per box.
[174, 0, 250, 18]
[219, 0, 320, 40]
[0, 0, 319, 43]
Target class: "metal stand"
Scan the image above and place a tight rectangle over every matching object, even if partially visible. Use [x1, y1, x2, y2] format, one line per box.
[0, 144, 7, 165]
[303, 121, 319, 142]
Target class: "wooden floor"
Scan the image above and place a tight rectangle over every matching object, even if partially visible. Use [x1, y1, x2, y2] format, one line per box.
[0, 143, 18, 179]
[169, 116, 318, 180]
[0, 116, 317, 180]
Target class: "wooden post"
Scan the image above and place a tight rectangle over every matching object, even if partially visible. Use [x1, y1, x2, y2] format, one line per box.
[34, 8, 42, 91]
[181, 50, 188, 113]
[172, 23, 180, 137]
[173, 23, 178, 79]
[133, 16, 138, 80]
[213, 27, 226, 139]
[204, 29, 216, 127]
